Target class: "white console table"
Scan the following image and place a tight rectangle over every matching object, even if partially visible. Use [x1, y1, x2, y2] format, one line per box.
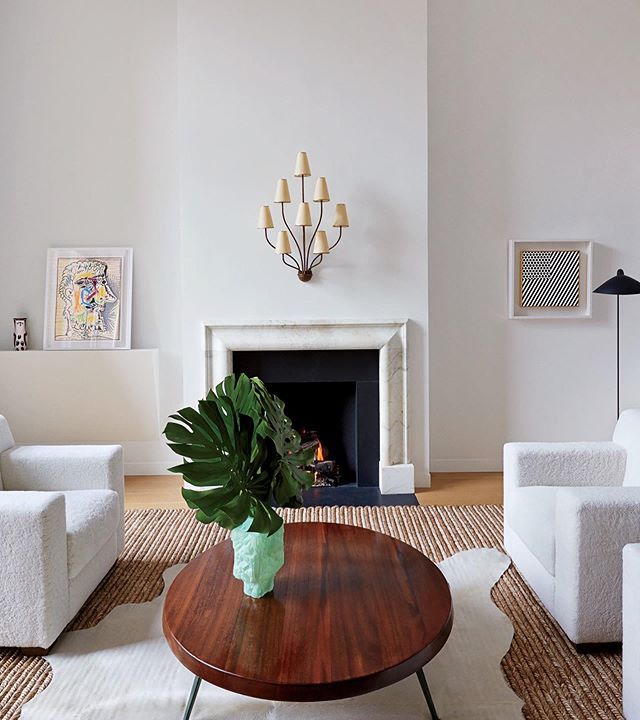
[0, 349, 164, 473]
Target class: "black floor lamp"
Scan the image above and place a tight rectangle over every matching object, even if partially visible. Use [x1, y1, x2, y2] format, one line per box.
[593, 268, 640, 418]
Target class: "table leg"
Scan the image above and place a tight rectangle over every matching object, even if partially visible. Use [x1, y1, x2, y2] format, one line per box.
[416, 668, 440, 720]
[182, 675, 202, 720]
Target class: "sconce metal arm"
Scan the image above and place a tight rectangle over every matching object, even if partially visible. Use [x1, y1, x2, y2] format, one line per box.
[282, 254, 300, 271]
[280, 202, 303, 264]
[307, 201, 324, 268]
[328, 227, 343, 251]
[264, 228, 276, 250]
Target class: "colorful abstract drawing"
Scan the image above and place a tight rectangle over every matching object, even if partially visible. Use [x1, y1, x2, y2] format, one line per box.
[55, 258, 122, 341]
[44, 248, 132, 349]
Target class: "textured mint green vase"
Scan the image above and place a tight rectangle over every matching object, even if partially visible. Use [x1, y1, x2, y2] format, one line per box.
[230, 518, 285, 598]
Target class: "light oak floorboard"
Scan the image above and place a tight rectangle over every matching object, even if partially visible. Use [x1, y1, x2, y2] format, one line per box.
[125, 475, 183, 510]
[125, 472, 504, 509]
[416, 472, 503, 506]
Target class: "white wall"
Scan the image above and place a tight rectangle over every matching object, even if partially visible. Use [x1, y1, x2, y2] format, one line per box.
[429, 0, 640, 470]
[178, 0, 430, 484]
[0, 0, 181, 471]
[0, 0, 430, 483]
[7, 0, 635, 478]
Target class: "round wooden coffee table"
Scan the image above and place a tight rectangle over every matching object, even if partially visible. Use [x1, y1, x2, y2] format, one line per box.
[163, 522, 453, 720]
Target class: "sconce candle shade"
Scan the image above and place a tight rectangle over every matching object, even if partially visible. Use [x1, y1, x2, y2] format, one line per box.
[274, 179, 291, 203]
[333, 203, 349, 227]
[295, 202, 313, 227]
[275, 231, 292, 255]
[313, 177, 330, 202]
[294, 151, 311, 177]
[257, 205, 274, 229]
[313, 231, 330, 254]
[293, 152, 311, 177]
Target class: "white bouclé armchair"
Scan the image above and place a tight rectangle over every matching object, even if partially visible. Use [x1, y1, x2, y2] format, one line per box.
[0, 415, 124, 653]
[504, 409, 640, 647]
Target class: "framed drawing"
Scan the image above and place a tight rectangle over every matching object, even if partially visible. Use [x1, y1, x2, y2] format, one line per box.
[508, 240, 592, 319]
[44, 247, 133, 349]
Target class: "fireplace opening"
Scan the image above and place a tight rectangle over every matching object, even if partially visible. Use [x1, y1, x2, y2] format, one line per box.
[272, 381, 355, 485]
[232, 350, 380, 487]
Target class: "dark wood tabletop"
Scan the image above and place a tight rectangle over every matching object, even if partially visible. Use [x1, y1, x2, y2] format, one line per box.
[162, 522, 453, 702]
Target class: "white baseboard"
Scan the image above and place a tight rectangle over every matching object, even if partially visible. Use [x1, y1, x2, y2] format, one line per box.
[429, 458, 503, 473]
[124, 447, 497, 483]
[122, 441, 174, 476]
[124, 461, 174, 476]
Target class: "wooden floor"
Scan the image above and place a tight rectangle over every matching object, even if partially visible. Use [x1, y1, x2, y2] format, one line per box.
[124, 472, 503, 510]
[416, 472, 503, 506]
[125, 475, 184, 510]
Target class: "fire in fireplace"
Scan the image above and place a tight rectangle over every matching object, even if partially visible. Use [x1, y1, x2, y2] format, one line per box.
[301, 430, 341, 486]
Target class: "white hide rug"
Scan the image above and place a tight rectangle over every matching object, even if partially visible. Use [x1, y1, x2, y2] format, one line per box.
[22, 548, 524, 720]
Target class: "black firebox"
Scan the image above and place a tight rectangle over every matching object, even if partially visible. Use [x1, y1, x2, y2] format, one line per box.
[232, 350, 380, 487]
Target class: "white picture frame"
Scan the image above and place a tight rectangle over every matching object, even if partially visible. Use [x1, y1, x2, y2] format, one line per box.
[43, 247, 133, 349]
[508, 240, 593, 319]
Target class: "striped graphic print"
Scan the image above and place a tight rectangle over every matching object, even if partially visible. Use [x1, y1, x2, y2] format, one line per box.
[520, 250, 580, 308]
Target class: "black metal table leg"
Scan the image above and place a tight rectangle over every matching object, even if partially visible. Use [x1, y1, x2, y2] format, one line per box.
[416, 667, 440, 720]
[182, 675, 202, 720]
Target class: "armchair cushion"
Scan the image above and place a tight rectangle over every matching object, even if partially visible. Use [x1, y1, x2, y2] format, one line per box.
[64, 490, 120, 579]
[504, 441, 626, 489]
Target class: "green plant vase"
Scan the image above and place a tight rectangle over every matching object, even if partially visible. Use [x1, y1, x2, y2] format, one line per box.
[230, 519, 285, 598]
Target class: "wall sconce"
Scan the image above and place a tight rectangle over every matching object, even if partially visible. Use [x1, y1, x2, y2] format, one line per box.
[258, 151, 349, 282]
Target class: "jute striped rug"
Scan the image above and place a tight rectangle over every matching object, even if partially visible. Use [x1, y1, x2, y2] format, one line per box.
[0, 506, 622, 720]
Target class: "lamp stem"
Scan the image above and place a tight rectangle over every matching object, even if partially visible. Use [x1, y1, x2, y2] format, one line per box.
[617, 293, 620, 419]
[301, 175, 306, 271]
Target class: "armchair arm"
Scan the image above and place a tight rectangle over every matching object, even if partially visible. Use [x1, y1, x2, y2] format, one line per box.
[504, 442, 626, 490]
[554, 487, 640, 644]
[0, 492, 69, 648]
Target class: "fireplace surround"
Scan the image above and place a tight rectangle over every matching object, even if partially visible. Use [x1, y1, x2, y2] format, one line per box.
[204, 320, 413, 494]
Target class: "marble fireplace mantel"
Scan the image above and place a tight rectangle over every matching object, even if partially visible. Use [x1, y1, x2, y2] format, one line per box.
[203, 320, 413, 494]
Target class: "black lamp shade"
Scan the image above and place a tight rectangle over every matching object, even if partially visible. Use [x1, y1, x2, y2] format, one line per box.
[594, 268, 640, 295]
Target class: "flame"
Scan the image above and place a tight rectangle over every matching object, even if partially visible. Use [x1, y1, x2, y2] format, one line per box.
[315, 440, 326, 463]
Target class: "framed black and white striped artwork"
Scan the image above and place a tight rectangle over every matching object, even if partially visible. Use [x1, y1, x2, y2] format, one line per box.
[520, 249, 580, 308]
[508, 240, 592, 319]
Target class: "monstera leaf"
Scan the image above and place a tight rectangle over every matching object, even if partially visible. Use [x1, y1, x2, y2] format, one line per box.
[252, 378, 314, 506]
[164, 374, 313, 535]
